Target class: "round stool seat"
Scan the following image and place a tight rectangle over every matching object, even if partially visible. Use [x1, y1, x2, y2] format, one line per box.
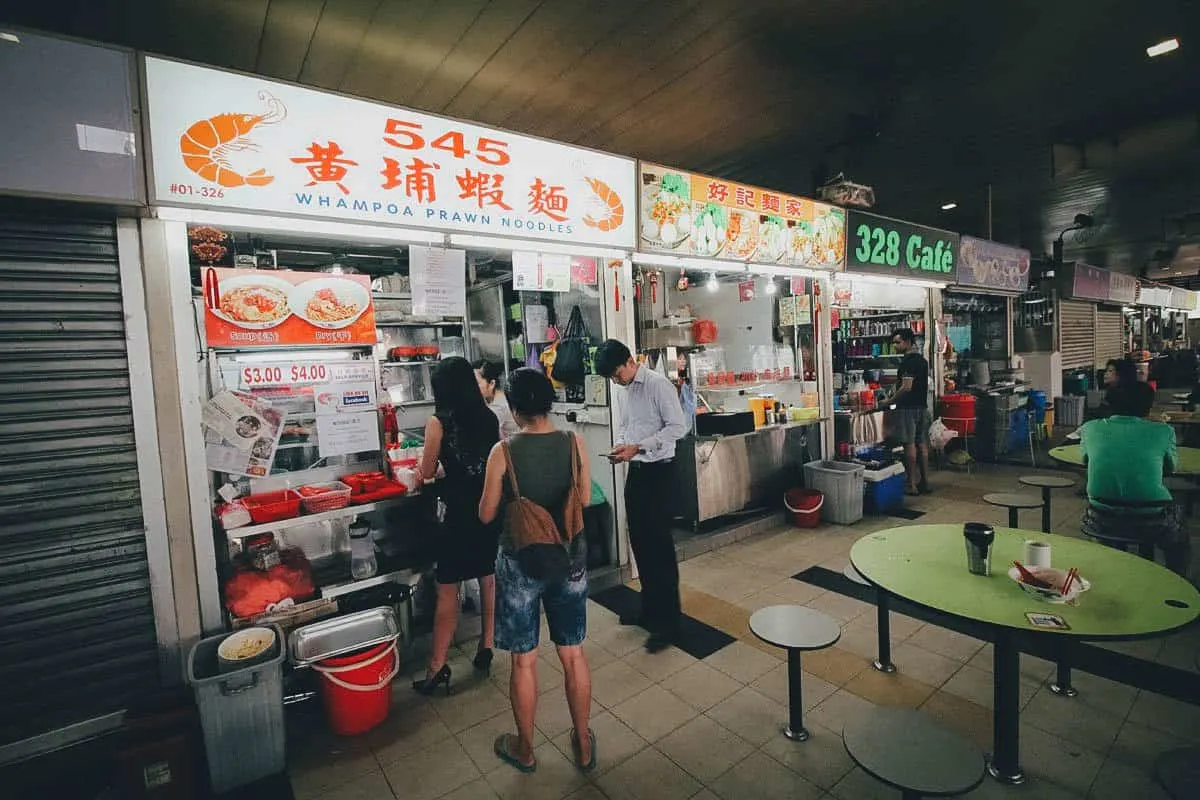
[1019, 475, 1076, 490]
[843, 563, 870, 586]
[984, 493, 1044, 509]
[750, 605, 841, 651]
[844, 707, 985, 798]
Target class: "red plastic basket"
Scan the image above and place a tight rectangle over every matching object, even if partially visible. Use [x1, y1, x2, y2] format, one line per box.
[297, 481, 352, 513]
[242, 490, 302, 524]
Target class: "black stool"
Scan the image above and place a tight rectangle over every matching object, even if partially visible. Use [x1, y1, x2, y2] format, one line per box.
[1018, 474, 1077, 533]
[749, 605, 840, 742]
[844, 707, 985, 799]
[844, 563, 895, 673]
[983, 493, 1044, 529]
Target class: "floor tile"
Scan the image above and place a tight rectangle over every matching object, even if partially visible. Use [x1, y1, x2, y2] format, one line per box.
[709, 750, 825, 800]
[707, 685, 791, 747]
[431, 680, 513, 734]
[888, 642, 964, 688]
[703, 641, 781, 684]
[842, 665, 936, 709]
[959, 773, 1081, 798]
[610, 684, 699, 742]
[311, 768, 396, 800]
[621, 642, 697, 682]
[965, 645, 1056, 683]
[760, 721, 856, 790]
[919, 690, 993, 751]
[665, 661, 742, 712]
[533, 686, 586, 739]
[289, 742, 380, 799]
[484, 741, 587, 800]
[1126, 689, 1200, 742]
[581, 638, 617, 670]
[656, 714, 755, 782]
[589, 623, 650, 658]
[589, 659, 654, 709]
[799, 646, 870, 687]
[1086, 758, 1170, 800]
[563, 786, 610, 800]
[379, 737, 481, 800]
[1015, 723, 1105, 797]
[805, 591, 873, 624]
[829, 766, 902, 800]
[437, 777, 499, 800]
[1021, 686, 1124, 754]
[940, 664, 1038, 710]
[807, 689, 877, 735]
[831, 623, 884, 661]
[750, 663, 837, 710]
[594, 747, 703, 800]
[549, 708, 647, 776]
[457, 709, 546, 774]
[905, 625, 986, 662]
[1108, 719, 1191, 772]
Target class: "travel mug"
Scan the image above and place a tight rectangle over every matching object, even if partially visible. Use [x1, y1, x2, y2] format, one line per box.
[963, 522, 995, 576]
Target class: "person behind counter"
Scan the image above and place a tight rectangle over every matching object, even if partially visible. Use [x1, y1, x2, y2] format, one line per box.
[595, 339, 688, 654]
[475, 358, 519, 440]
[890, 328, 932, 496]
[412, 357, 502, 696]
[479, 368, 595, 773]
[1079, 381, 1189, 575]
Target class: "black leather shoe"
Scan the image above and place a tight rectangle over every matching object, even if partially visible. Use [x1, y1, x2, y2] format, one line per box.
[644, 633, 674, 654]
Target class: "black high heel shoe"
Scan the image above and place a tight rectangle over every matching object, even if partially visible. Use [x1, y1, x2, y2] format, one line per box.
[411, 664, 451, 696]
[473, 647, 494, 676]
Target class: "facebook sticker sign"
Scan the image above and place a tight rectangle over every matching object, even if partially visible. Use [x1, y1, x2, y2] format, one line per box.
[144, 57, 636, 249]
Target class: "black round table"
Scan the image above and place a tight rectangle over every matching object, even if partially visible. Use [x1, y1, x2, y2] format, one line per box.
[844, 707, 986, 799]
[983, 493, 1044, 529]
[749, 605, 840, 742]
[1018, 474, 1077, 533]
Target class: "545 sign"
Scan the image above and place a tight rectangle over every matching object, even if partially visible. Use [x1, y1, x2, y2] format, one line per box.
[847, 210, 959, 282]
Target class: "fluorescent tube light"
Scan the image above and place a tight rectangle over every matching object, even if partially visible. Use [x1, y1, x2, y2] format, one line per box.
[1147, 38, 1179, 57]
[154, 207, 445, 245]
[940, 202, 957, 211]
[448, 234, 626, 259]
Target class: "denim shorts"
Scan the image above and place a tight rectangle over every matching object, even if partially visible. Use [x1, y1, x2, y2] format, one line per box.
[494, 550, 587, 654]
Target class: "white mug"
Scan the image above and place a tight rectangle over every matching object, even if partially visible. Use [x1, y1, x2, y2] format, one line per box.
[1024, 540, 1052, 568]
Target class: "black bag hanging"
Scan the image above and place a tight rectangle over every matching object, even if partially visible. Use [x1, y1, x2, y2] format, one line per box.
[552, 305, 590, 386]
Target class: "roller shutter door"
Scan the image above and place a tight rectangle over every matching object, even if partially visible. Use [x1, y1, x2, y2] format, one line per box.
[0, 215, 158, 749]
[1059, 300, 1096, 370]
[1095, 309, 1124, 366]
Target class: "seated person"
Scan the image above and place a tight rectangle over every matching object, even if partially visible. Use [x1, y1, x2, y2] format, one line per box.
[1087, 358, 1138, 420]
[1078, 381, 1189, 575]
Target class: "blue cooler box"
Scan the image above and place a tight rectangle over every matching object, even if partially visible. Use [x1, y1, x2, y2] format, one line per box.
[863, 463, 906, 514]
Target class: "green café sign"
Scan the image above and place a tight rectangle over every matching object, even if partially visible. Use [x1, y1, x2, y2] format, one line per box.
[847, 210, 959, 281]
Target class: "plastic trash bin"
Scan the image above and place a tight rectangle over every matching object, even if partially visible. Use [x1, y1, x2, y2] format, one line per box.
[804, 460, 865, 524]
[187, 624, 286, 794]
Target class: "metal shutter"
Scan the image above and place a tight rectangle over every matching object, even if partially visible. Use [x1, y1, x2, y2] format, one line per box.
[1095, 309, 1124, 366]
[0, 215, 157, 748]
[1059, 300, 1095, 370]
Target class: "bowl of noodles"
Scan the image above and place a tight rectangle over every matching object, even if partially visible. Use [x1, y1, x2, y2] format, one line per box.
[290, 278, 370, 329]
[210, 274, 294, 329]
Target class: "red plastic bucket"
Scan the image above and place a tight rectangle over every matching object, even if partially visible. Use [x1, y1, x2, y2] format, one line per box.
[312, 640, 398, 736]
[784, 489, 824, 528]
[940, 394, 976, 435]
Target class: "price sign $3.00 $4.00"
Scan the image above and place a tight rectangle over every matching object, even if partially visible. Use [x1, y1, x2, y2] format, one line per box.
[240, 362, 330, 388]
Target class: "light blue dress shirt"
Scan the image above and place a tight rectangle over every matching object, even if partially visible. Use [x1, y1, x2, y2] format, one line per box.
[615, 366, 688, 462]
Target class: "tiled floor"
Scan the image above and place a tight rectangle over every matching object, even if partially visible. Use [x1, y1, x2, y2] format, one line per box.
[288, 462, 1200, 800]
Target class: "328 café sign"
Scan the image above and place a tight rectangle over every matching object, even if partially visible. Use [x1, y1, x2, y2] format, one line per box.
[846, 210, 959, 282]
[143, 57, 635, 248]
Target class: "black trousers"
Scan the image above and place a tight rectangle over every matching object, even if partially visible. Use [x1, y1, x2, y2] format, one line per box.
[625, 460, 681, 637]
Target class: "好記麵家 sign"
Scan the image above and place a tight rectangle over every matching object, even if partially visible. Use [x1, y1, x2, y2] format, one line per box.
[846, 210, 959, 282]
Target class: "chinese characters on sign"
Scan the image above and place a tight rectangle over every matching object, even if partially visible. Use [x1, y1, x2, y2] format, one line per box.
[145, 57, 635, 248]
[956, 236, 1031, 293]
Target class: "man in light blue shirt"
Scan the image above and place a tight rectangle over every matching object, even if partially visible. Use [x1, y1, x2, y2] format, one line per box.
[597, 339, 688, 653]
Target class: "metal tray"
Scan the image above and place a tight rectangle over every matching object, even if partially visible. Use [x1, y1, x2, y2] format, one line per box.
[289, 606, 399, 666]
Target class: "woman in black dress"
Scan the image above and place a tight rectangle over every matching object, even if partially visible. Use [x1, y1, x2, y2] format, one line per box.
[413, 357, 501, 694]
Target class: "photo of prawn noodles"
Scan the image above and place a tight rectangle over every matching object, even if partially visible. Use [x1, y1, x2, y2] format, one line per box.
[180, 90, 287, 188]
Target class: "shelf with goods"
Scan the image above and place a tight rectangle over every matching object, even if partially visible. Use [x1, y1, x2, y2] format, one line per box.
[223, 495, 414, 541]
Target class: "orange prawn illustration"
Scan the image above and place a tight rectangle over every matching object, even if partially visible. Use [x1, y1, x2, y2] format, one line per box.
[582, 177, 625, 232]
[180, 91, 287, 188]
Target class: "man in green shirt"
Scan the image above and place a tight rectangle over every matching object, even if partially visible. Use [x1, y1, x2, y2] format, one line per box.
[1079, 382, 1189, 575]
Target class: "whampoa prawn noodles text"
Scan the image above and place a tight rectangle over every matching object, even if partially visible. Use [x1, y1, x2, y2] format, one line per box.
[145, 57, 635, 249]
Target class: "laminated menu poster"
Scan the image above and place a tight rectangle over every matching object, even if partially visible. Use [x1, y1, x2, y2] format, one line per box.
[314, 378, 381, 458]
[410, 245, 467, 316]
[513, 251, 572, 292]
[202, 390, 284, 477]
[202, 267, 376, 348]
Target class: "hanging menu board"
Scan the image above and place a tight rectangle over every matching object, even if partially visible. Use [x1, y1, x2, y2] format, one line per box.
[409, 246, 467, 316]
[1107, 272, 1138, 305]
[1065, 262, 1110, 302]
[638, 162, 845, 270]
[956, 236, 1030, 293]
[846, 210, 959, 282]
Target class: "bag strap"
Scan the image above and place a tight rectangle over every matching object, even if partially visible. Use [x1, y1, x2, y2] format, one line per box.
[565, 431, 586, 511]
[563, 305, 586, 338]
[500, 442, 522, 498]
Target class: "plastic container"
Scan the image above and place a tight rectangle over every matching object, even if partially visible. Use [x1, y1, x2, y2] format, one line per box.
[804, 460, 865, 524]
[242, 490, 301, 524]
[863, 464, 907, 514]
[312, 640, 399, 736]
[298, 481, 352, 513]
[784, 488, 824, 528]
[1055, 396, 1085, 427]
[1028, 390, 1049, 423]
[940, 394, 976, 435]
[187, 625, 286, 794]
[349, 521, 377, 580]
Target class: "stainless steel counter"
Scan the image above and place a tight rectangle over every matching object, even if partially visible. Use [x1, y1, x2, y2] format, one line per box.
[676, 422, 822, 528]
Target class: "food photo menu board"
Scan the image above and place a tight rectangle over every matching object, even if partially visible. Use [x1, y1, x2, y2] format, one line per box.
[639, 162, 845, 270]
[202, 267, 377, 348]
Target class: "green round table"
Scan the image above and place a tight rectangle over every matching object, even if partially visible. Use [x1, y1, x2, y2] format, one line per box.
[1048, 444, 1200, 475]
[850, 525, 1199, 785]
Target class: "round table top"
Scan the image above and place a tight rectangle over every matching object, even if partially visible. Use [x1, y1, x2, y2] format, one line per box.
[983, 493, 1044, 509]
[1049, 443, 1200, 475]
[1173, 393, 1191, 400]
[843, 563, 870, 586]
[1019, 474, 1077, 490]
[843, 707, 985, 797]
[850, 525, 1200, 639]
[749, 605, 841, 651]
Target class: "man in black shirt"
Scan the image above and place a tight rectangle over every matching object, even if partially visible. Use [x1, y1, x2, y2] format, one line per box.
[891, 328, 932, 495]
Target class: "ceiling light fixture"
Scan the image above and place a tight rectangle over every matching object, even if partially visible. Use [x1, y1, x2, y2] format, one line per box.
[940, 202, 957, 211]
[764, 277, 777, 295]
[1147, 38, 1179, 57]
[0, 32, 20, 44]
[706, 273, 719, 292]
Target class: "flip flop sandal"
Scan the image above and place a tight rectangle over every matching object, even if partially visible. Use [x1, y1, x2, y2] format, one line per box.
[494, 734, 537, 773]
[571, 728, 597, 773]
[905, 486, 921, 497]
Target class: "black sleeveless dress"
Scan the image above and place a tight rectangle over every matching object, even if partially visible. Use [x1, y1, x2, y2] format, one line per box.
[433, 412, 501, 584]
